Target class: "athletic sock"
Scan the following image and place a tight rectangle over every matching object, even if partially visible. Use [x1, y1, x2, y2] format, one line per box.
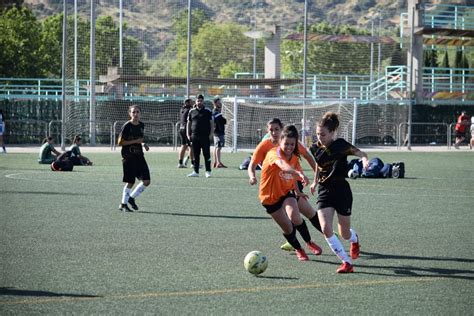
[309, 214, 323, 233]
[349, 228, 358, 243]
[179, 159, 183, 165]
[121, 185, 131, 204]
[326, 235, 352, 264]
[283, 228, 302, 250]
[294, 220, 311, 243]
[130, 182, 146, 199]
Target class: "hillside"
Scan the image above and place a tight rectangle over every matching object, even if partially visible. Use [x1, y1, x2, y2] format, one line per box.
[23, 0, 470, 58]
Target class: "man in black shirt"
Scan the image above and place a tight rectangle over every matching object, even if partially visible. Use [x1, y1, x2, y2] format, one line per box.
[187, 94, 213, 178]
[177, 98, 194, 168]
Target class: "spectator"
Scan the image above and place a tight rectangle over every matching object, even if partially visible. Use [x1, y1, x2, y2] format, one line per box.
[454, 110, 469, 149]
[212, 97, 227, 168]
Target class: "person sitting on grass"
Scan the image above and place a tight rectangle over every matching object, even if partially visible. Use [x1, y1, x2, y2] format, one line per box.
[68, 135, 93, 166]
[38, 136, 61, 164]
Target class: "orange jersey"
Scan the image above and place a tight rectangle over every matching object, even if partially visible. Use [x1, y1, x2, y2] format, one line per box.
[251, 138, 308, 166]
[258, 147, 302, 205]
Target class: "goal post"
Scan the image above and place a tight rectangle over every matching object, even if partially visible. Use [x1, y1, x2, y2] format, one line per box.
[222, 97, 409, 151]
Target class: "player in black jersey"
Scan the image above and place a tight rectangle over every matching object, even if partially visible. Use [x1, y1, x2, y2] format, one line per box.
[118, 105, 150, 212]
[309, 112, 369, 273]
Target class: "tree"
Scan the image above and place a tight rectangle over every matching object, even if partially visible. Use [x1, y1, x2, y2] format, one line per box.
[0, 6, 43, 78]
[190, 23, 252, 78]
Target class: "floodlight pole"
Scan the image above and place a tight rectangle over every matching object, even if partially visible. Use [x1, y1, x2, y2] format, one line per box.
[119, 0, 123, 68]
[74, 0, 78, 100]
[89, 0, 96, 146]
[61, 0, 68, 150]
[186, 0, 192, 98]
[302, 0, 308, 144]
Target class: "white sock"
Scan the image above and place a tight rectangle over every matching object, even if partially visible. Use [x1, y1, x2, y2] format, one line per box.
[122, 185, 131, 204]
[326, 235, 352, 264]
[349, 228, 358, 243]
[130, 182, 146, 199]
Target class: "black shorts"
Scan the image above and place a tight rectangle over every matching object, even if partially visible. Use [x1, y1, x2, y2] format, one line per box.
[263, 191, 297, 214]
[180, 129, 191, 146]
[122, 154, 150, 184]
[316, 179, 353, 216]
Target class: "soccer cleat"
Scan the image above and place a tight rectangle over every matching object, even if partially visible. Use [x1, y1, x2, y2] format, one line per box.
[280, 241, 295, 252]
[119, 203, 133, 212]
[336, 262, 354, 273]
[205, 171, 212, 178]
[177, 163, 187, 168]
[350, 234, 360, 259]
[306, 241, 323, 256]
[128, 197, 139, 211]
[187, 171, 199, 177]
[295, 249, 309, 261]
[216, 163, 228, 168]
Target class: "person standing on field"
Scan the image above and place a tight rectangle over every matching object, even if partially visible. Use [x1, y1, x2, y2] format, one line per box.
[177, 99, 194, 168]
[118, 105, 150, 212]
[187, 94, 213, 178]
[310, 112, 368, 273]
[212, 97, 227, 168]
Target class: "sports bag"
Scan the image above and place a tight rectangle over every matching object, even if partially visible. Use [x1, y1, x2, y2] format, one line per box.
[362, 157, 384, 178]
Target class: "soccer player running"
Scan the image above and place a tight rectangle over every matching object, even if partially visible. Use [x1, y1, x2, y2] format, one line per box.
[258, 125, 318, 261]
[118, 105, 150, 212]
[248, 118, 323, 255]
[309, 112, 368, 273]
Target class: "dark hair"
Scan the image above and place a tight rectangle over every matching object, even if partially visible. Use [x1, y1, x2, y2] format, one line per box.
[267, 118, 283, 128]
[317, 112, 339, 132]
[73, 135, 82, 143]
[197, 94, 204, 100]
[280, 125, 300, 158]
[213, 97, 220, 104]
[43, 136, 54, 144]
[129, 104, 141, 113]
[183, 99, 192, 108]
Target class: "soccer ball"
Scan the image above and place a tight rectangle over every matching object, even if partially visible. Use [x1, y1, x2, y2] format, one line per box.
[244, 251, 268, 275]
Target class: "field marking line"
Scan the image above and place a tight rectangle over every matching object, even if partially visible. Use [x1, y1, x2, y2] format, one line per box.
[0, 277, 440, 305]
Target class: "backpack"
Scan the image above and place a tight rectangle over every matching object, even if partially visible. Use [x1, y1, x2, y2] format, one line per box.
[392, 162, 405, 178]
[362, 157, 384, 178]
[239, 155, 260, 170]
[50, 151, 74, 171]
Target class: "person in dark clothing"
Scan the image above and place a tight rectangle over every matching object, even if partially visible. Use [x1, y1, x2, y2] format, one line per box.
[186, 94, 213, 178]
[212, 97, 227, 168]
[309, 112, 369, 273]
[177, 99, 194, 168]
[118, 105, 150, 212]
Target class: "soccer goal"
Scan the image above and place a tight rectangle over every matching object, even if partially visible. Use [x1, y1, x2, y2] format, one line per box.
[222, 97, 409, 151]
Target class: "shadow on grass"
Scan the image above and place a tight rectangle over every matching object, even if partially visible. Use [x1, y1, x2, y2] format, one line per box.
[0, 287, 100, 298]
[255, 275, 299, 280]
[0, 190, 89, 196]
[312, 251, 474, 280]
[138, 211, 269, 220]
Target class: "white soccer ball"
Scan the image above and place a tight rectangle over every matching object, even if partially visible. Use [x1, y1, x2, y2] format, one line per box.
[244, 251, 268, 275]
[348, 169, 359, 179]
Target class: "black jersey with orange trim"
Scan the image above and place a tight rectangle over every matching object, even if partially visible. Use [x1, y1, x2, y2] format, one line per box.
[310, 138, 356, 184]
